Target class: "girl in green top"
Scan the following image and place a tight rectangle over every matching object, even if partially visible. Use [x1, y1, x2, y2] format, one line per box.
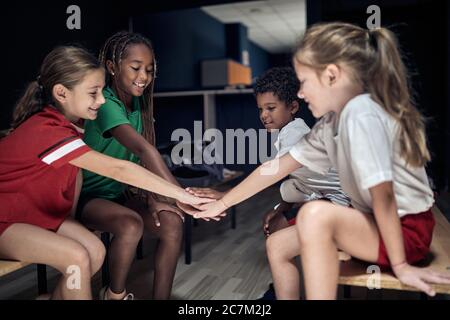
[79, 32, 208, 300]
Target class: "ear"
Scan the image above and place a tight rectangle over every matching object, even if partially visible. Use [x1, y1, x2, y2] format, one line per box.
[289, 100, 300, 116]
[106, 60, 116, 76]
[324, 64, 341, 87]
[52, 84, 69, 104]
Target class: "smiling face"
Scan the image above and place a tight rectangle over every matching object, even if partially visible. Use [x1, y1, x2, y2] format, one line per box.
[60, 69, 106, 121]
[294, 59, 364, 118]
[256, 92, 298, 132]
[109, 43, 154, 100]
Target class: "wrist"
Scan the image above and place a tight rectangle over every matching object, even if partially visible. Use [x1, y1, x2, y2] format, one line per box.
[219, 198, 229, 209]
[391, 260, 407, 272]
[176, 189, 189, 203]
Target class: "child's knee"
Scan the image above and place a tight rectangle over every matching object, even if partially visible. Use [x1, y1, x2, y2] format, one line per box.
[63, 244, 92, 274]
[297, 201, 334, 239]
[117, 214, 144, 239]
[266, 233, 284, 260]
[89, 238, 106, 274]
[159, 211, 183, 241]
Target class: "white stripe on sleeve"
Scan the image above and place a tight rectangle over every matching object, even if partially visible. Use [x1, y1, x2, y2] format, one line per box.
[41, 139, 86, 165]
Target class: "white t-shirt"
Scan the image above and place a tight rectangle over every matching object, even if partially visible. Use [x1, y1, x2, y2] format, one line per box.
[276, 118, 349, 206]
[289, 94, 434, 217]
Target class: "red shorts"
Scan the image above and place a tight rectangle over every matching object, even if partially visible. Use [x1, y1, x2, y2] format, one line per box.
[288, 207, 435, 270]
[0, 222, 12, 236]
[377, 209, 435, 269]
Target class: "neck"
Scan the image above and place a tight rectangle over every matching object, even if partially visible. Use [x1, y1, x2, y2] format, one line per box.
[335, 86, 365, 116]
[112, 84, 133, 110]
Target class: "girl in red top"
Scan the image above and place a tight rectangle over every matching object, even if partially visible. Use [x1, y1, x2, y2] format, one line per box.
[0, 46, 210, 300]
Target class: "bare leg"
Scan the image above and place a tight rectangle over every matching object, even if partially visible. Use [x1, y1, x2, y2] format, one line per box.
[57, 218, 106, 276]
[266, 225, 302, 299]
[296, 201, 380, 300]
[129, 199, 183, 300]
[0, 222, 95, 299]
[80, 199, 144, 298]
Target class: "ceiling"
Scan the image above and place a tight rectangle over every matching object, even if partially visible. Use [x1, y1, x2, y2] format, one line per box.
[201, 0, 307, 54]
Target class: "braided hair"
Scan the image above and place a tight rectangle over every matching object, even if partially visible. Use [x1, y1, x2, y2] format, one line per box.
[98, 31, 157, 146]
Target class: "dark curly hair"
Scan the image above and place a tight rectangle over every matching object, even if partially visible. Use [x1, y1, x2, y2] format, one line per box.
[253, 67, 301, 106]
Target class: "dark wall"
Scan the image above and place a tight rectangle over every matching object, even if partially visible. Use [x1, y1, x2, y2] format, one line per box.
[248, 41, 271, 79]
[1, 0, 129, 130]
[306, 0, 449, 191]
[447, 1, 450, 190]
[134, 8, 271, 92]
[134, 9, 227, 92]
[134, 7, 273, 173]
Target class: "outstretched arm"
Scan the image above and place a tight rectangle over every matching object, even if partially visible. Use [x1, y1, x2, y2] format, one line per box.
[69, 150, 210, 206]
[194, 154, 302, 219]
[110, 124, 180, 186]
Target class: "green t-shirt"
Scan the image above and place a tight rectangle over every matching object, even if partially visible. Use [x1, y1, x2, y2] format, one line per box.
[81, 87, 143, 199]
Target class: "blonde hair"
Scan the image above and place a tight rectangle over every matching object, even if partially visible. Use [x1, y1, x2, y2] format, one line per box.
[294, 22, 430, 167]
[2, 46, 102, 137]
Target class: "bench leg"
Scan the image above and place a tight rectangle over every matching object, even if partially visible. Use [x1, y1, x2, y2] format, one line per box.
[100, 232, 110, 287]
[37, 264, 48, 295]
[343, 285, 351, 299]
[231, 206, 237, 229]
[184, 215, 192, 265]
[136, 236, 144, 260]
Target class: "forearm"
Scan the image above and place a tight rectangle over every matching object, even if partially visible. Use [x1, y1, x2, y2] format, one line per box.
[372, 192, 406, 266]
[140, 147, 180, 187]
[221, 155, 301, 207]
[113, 159, 185, 201]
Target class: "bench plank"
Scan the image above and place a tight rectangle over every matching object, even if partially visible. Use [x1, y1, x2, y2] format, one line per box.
[338, 206, 450, 294]
[0, 260, 30, 277]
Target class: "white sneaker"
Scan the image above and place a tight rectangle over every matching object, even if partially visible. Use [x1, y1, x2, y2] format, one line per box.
[99, 286, 134, 300]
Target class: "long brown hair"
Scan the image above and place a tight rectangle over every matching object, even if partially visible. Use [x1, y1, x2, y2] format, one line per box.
[98, 31, 156, 146]
[2, 46, 102, 137]
[294, 22, 430, 167]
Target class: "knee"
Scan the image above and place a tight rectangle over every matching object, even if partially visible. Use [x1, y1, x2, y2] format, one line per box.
[266, 233, 285, 261]
[63, 244, 92, 275]
[88, 238, 106, 275]
[158, 211, 183, 242]
[296, 201, 334, 243]
[116, 214, 144, 240]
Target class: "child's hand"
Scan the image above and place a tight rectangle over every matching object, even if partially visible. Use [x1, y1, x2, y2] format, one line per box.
[176, 201, 225, 222]
[178, 190, 215, 206]
[185, 187, 225, 200]
[263, 209, 279, 237]
[149, 201, 184, 226]
[392, 262, 450, 296]
[194, 200, 228, 220]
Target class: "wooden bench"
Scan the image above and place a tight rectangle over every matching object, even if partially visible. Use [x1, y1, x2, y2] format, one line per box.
[338, 206, 450, 296]
[0, 261, 48, 295]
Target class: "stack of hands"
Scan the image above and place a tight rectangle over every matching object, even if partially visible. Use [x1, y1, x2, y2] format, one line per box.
[176, 187, 228, 221]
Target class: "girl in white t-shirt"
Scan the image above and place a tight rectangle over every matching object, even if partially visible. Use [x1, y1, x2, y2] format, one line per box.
[193, 22, 450, 299]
